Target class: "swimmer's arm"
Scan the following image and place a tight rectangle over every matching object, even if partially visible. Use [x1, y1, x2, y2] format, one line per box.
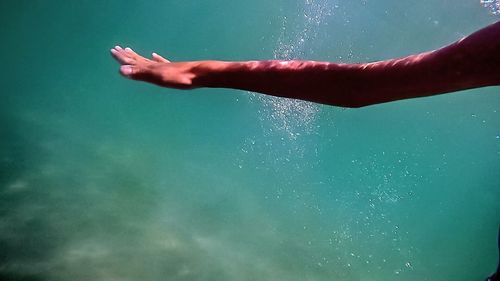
[111, 21, 500, 107]
[191, 21, 500, 107]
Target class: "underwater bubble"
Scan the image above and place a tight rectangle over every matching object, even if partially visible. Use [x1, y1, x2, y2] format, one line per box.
[481, 0, 500, 15]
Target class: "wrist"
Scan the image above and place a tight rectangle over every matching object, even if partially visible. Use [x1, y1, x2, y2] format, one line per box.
[190, 61, 235, 88]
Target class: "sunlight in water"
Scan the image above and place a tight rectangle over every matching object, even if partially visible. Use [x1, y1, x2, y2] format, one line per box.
[254, 0, 339, 140]
[481, 0, 500, 15]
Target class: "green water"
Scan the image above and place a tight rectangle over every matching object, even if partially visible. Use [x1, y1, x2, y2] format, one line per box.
[1, 1, 499, 280]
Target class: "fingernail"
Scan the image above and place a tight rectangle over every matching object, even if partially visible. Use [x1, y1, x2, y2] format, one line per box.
[121, 65, 133, 75]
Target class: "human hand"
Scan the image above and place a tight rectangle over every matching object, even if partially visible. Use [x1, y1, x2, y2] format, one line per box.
[110, 46, 196, 89]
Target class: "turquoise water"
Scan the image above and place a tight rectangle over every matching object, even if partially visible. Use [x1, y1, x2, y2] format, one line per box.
[1, 1, 499, 280]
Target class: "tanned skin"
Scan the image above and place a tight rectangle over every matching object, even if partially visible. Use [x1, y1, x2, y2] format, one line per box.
[110, 21, 500, 107]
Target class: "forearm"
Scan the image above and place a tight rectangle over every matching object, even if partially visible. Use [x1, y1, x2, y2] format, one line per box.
[192, 60, 362, 106]
[190, 22, 500, 107]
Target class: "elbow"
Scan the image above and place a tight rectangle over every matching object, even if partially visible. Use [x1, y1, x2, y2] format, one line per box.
[341, 100, 373, 108]
[325, 96, 375, 108]
[317, 100, 373, 108]
[321, 87, 378, 108]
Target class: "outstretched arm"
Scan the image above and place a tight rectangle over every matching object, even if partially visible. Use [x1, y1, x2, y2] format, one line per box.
[111, 21, 500, 108]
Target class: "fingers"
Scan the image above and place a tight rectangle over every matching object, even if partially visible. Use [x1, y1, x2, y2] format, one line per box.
[110, 46, 134, 65]
[111, 45, 158, 65]
[125, 47, 139, 57]
[152, 52, 170, 63]
[111, 45, 168, 81]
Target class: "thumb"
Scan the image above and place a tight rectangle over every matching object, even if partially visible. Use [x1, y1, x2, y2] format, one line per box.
[120, 65, 138, 78]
